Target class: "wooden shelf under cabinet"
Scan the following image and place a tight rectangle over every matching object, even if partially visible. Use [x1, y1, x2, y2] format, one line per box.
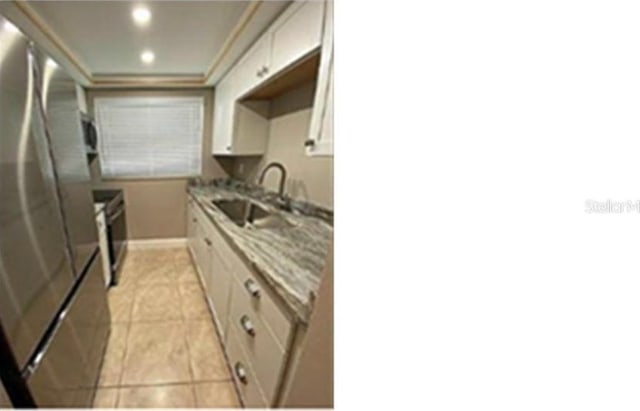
[244, 52, 320, 101]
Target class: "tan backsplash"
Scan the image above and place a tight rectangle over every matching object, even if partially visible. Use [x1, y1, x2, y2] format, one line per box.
[232, 81, 334, 209]
[86, 88, 232, 239]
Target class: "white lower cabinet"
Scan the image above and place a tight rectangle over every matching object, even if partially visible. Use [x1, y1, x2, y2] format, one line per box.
[187, 196, 296, 407]
[193, 219, 207, 273]
[227, 326, 269, 408]
[187, 200, 211, 285]
[187, 199, 197, 256]
[229, 278, 288, 405]
[203, 221, 233, 341]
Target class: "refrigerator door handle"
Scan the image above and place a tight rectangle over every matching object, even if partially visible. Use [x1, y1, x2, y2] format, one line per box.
[21, 287, 73, 380]
[21, 248, 99, 380]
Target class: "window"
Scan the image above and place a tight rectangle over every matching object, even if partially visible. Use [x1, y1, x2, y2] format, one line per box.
[95, 96, 203, 179]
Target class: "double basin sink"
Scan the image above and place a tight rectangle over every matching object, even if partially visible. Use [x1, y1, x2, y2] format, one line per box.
[211, 199, 293, 230]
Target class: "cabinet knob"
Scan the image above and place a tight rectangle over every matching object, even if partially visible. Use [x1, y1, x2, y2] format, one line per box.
[256, 69, 262, 77]
[234, 362, 248, 385]
[226, 145, 231, 151]
[204, 238, 212, 246]
[304, 139, 316, 147]
[244, 279, 260, 298]
[263, 65, 269, 75]
[240, 315, 256, 336]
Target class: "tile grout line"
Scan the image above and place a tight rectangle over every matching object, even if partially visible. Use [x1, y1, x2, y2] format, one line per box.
[101, 248, 234, 407]
[97, 377, 234, 390]
[112, 250, 145, 403]
[174, 253, 200, 406]
[112, 250, 165, 407]
[113, 301, 134, 407]
[179, 249, 237, 404]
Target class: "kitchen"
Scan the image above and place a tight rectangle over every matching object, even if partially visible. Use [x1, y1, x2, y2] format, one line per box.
[0, 0, 333, 408]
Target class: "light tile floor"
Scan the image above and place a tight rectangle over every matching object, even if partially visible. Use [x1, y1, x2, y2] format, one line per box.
[93, 247, 240, 408]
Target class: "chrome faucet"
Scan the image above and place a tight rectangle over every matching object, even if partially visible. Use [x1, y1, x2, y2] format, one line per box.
[247, 162, 288, 223]
[258, 162, 287, 196]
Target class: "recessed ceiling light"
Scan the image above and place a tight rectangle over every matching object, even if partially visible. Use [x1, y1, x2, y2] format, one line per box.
[132, 6, 151, 26]
[46, 58, 58, 69]
[3, 21, 19, 33]
[141, 50, 155, 64]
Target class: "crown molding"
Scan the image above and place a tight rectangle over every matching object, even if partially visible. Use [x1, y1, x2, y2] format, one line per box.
[3, 0, 281, 89]
[204, 0, 263, 82]
[91, 75, 206, 88]
[92, 74, 204, 81]
[12, 0, 92, 81]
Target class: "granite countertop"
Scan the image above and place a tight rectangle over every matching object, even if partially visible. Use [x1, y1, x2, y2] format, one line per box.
[94, 202, 106, 216]
[187, 179, 333, 323]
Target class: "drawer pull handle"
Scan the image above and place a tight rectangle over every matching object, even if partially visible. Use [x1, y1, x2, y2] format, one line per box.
[244, 279, 260, 298]
[240, 315, 255, 336]
[234, 362, 248, 385]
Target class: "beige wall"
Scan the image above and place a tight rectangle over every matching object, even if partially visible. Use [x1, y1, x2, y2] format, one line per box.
[282, 242, 333, 408]
[233, 81, 334, 209]
[87, 88, 233, 239]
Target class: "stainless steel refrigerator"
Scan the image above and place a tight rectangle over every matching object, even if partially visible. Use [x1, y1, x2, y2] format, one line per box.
[0, 16, 110, 407]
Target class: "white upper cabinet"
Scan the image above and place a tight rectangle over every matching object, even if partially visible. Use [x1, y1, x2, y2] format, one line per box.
[212, 71, 270, 155]
[234, 36, 271, 98]
[307, 0, 333, 156]
[212, 73, 235, 154]
[268, 0, 325, 77]
[316, 58, 333, 155]
[212, 0, 329, 157]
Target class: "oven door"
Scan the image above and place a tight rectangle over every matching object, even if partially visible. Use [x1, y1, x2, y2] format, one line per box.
[106, 199, 127, 285]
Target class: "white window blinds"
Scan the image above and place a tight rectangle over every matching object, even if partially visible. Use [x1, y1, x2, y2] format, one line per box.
[95, 97, 203, 179]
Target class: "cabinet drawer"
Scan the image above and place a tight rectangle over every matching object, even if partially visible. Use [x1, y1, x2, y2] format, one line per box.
[230, 267, 292, 349]
[227, 327, 269, 408]
[229, 280, 287, 404]
[208, 222, 293, 348]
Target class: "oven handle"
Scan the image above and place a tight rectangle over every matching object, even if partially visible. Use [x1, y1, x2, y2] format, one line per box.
[107, 206, 125, 223]
[111, 241, 127, 272]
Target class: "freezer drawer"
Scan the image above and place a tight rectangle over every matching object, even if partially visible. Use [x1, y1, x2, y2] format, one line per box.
[25, 249, 110, 408]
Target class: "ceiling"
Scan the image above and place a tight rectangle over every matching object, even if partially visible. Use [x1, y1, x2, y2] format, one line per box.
[28, 1, 252, 76]
[0, 0, 291, 86]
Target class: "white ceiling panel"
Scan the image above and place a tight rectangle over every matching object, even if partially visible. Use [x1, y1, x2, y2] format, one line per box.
[26, 0, 265, 76]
